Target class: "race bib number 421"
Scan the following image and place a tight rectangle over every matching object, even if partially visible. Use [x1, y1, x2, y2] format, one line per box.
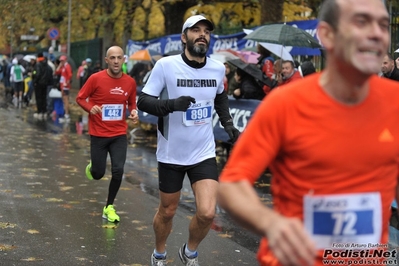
[304, 192, 382, 249]
[102, 104, 124, 121]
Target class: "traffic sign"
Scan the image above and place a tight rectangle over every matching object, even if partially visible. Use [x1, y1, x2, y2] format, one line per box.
[47, 27, 60, 40]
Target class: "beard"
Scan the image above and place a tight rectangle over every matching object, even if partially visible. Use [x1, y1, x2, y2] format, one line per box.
[108, 66, 121, 76]
[186, 38, 209, 58]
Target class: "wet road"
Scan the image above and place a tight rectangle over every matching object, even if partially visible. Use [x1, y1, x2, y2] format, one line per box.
[0, 87, 272, 265]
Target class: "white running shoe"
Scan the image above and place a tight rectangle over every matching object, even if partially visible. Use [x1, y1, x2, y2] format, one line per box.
[151, 253, 167, 266]
[178, 244, 199, 266]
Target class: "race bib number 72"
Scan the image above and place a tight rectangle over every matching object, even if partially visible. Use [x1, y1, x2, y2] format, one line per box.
[304, 192, 382, 249]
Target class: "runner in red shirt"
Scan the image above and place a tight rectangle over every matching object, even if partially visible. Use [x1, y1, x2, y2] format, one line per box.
[76, 46, 138, 223]
[55, 55, 72, 122]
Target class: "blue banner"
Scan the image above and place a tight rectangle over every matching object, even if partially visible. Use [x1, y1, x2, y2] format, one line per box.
[127, 19, 321, 58]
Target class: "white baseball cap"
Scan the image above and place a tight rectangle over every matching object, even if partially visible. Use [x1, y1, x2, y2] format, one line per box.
[182, 15, 214, 33]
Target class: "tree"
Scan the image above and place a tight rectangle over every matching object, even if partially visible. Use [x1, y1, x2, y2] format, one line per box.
[0, 0, 316, 54]
[260, 0, 284, 24]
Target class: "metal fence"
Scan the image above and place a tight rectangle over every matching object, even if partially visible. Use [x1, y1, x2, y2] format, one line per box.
[70, 38, 103, 70]
[391, 7, 399, 54]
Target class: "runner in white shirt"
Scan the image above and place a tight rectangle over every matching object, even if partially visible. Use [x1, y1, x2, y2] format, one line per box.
[138, 15, 240, 266]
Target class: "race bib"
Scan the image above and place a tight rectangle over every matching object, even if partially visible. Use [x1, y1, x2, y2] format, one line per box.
[102, 104, 124, 121]
[182, 99, 213, 126]
[304, 192, 382, 249]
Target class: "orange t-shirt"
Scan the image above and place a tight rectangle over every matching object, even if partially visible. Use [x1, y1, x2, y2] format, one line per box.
[219, 73, 399, 266]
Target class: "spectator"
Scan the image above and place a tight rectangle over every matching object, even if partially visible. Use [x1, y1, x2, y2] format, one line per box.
[381, 53, 399, 81]
[3, 59, 13, 101]
[122, 55, 128, 74]
[83, 58, 93, 84]
[218, 0, 396, 265]
[233, 68, 265, 100]
[76, 60, 86, 89]
[129, 62, 147, 86]
[280, 60, 302, 86]
[24, 57, 37, 106]
[299, 61, 316, 77]
[33, 53, 53, 120]
[224, 62, 238, 95]
[55, 55, 72, 122]
[257, 44, 274, 79]
[92, 60, 103, 74]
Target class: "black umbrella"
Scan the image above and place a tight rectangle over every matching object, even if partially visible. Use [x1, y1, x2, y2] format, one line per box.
[228, 59, 272, 87]
[244, 23, 321, 49]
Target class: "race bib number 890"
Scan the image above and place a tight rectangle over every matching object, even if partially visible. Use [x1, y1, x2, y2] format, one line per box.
[182, 100, 213, 126]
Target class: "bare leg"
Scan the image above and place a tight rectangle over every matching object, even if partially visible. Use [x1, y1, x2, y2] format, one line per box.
[187, 179, 218, 251]
[63, 94, 69, 115]
[153, 191, 180, 253]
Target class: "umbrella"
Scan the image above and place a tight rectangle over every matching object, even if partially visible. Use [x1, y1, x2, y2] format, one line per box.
[259, 42, 294, 62]
[213, 49, 242, 61]
[228, 59, 272, 87]
[129, 49, 162, 62]
[236, 50, 260, 64]
[243, 28, 294, 61]
[244, 24, 321, 48]
[214, 49, 260, 64]
[23, 54, 36, 62]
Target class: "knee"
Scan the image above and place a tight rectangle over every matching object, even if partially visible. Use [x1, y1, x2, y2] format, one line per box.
[196, 208, 215, 224]
[157, 204, 178, 222]
[91, 169, 105, 180]
[111, 166, 124, 180]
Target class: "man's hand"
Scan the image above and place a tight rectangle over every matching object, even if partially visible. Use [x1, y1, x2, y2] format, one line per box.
[173, 96, 196, 111]
[223, 121, 240, 143]
[128, 109, 139, 124]
[90, 105, 102, 115]
[266, 214, 317, 266]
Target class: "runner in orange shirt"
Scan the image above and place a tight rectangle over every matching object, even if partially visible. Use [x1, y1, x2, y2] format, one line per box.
[218, 0, 399, 265]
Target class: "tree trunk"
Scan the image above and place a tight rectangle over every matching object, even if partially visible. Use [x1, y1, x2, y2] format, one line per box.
[122, 0, 140, 50]
[163, 0, 197, 35]
[260, 0, 284, 24]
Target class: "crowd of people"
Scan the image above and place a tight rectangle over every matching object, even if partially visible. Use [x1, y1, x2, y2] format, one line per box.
[0, 49, 106, 122]
[221, 47, 317, 101]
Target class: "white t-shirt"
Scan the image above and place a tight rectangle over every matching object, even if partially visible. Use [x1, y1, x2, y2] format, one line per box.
[142, 55, 225, 165]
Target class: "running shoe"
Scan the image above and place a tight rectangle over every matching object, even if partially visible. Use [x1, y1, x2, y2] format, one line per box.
[102, 205, 120, 223]
[85, 161, 93, 180]
[58, 117, 70, 123]
[151, 253, 167, 266]
[178, 244, 199, 266]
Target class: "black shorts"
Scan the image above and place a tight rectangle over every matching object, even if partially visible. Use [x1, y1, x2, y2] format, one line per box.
[158, 157, 218, 193]
[62, 89, 70, 96]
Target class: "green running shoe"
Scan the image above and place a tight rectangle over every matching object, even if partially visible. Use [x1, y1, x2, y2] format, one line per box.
[102, 205, 120, 223]
[85, 161, 93, 180]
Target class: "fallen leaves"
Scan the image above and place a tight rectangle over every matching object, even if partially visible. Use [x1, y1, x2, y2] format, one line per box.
[21, 257, 43, 262]
[0, 244, 17, 251]
[27, 229, 40, 234]
[0, 222, 17, 229]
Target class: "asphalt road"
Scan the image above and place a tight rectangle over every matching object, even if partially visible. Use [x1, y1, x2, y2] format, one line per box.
[0, 88, 260, 266]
